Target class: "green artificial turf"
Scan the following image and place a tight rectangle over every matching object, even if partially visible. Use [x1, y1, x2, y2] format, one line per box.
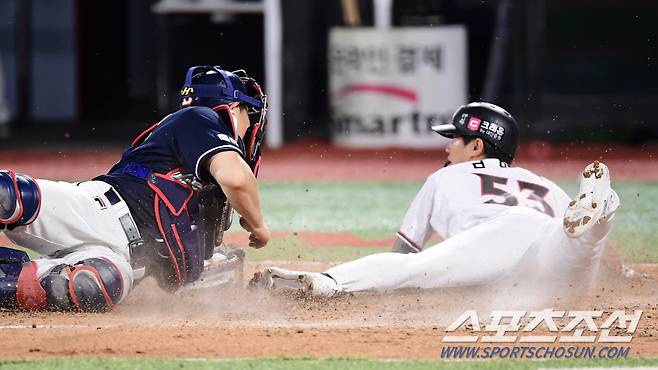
[237, 181, 658, 262]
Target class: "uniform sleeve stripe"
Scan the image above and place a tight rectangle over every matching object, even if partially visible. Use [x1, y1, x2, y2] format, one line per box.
[195, 145, 243, 180]
[395, 231, 421, 252]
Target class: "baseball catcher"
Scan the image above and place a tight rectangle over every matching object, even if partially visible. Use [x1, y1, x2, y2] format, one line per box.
[0, 65, 269, 311]
[254, 102, 619, 297]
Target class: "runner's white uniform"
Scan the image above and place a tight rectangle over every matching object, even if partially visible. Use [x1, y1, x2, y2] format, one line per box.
[325, 158, 614, 292]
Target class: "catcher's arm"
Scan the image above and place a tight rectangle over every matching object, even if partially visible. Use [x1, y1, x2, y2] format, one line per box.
[207, 151, 270, 248]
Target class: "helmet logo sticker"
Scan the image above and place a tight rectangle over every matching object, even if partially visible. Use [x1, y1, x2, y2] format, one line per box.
[180, 87, 194, 96]
[480, 121, 505, 141]
[467, 117, 481, 131]
[458, 113, 468, 125]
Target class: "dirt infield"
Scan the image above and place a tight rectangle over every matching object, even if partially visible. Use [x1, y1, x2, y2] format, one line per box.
[0, 142, 657, 360]
[1, 258, 657, 360]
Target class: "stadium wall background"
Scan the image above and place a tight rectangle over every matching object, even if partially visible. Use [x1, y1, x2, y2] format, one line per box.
[0, 0, 656, 146]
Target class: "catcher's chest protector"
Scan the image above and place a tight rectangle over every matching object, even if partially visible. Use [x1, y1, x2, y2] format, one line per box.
[117, 104, 240, 289]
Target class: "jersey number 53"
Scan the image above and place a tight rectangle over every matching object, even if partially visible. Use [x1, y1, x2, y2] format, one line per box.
[475, 173, 555, 217]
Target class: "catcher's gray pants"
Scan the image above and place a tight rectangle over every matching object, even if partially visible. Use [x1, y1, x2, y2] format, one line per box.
[4, 180, 135, 304]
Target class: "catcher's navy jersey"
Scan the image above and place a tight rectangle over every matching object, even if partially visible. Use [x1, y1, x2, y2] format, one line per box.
[96, 106, 243, 235]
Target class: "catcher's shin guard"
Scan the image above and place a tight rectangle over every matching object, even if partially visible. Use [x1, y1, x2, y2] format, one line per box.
[0, 246, 47, 310]
[0, 249, 124, 312]
[41, 258, 125, 312]
[0, 170, 41, 229]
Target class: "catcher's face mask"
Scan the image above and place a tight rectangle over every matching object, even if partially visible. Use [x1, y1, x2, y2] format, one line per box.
[233, 70, 268, 128]
[246, 94, 268, 129]
[232, 70, 267, 176]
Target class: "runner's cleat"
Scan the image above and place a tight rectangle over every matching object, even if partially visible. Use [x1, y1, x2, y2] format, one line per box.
[563, 161, 618, 238]
[252, 267, 341, 297]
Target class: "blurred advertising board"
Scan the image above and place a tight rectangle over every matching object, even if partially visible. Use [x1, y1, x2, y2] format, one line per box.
[329, 26, 467, 148]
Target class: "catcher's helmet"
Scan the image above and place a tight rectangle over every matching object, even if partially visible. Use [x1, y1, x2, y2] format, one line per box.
[432, 102, 519, 161]
[179, 65, 265, 112]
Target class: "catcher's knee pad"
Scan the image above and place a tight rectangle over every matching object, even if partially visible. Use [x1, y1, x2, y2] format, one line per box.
[0, 170, 41, 228]
[41, 258, 124, 312]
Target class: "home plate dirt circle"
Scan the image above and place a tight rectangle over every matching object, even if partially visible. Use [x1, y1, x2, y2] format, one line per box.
[0, 146, 656, 360]
[1, 255, 658, 360]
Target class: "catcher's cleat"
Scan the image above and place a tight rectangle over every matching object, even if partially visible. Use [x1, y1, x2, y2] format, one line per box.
[563, 161, 619, 238]
[254, 267, 340, 297]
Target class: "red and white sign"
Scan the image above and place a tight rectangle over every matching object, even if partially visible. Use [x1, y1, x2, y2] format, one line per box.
[329, 27, 468, 148]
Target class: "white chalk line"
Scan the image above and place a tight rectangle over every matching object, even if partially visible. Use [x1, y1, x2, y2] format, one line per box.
[0, 320, 438, 330]
[0, 323, 124, 330]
